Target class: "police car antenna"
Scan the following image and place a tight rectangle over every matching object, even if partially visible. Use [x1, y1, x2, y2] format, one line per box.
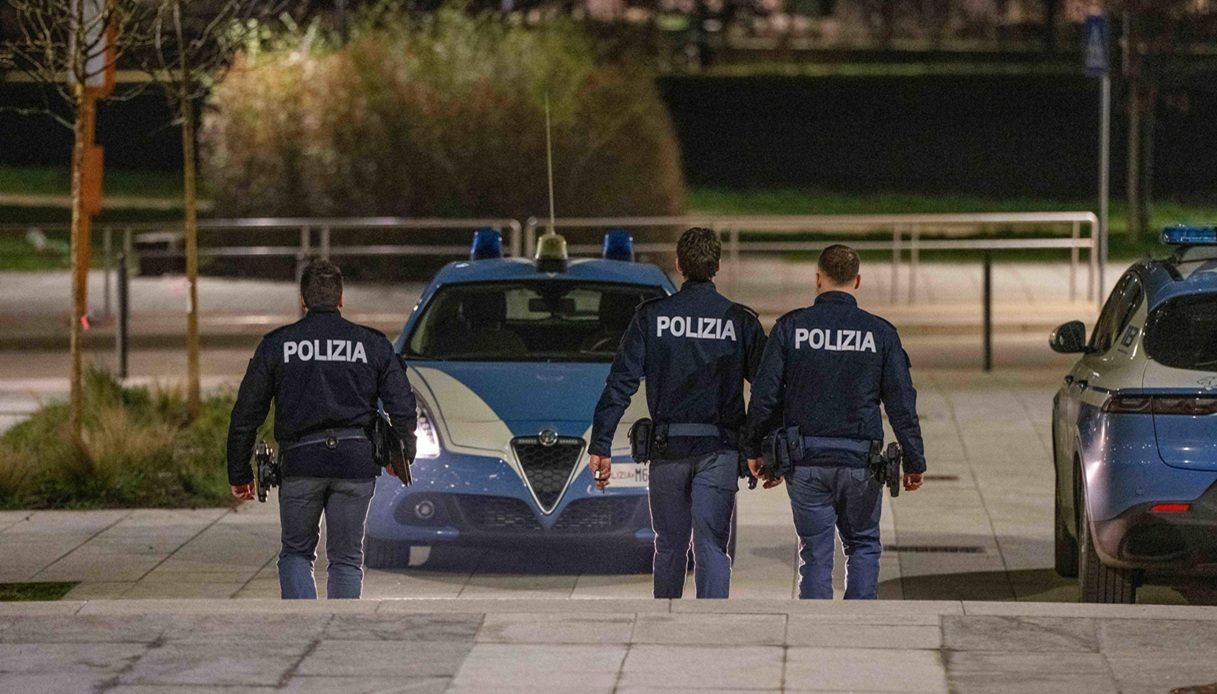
[544, 94, 557, 235]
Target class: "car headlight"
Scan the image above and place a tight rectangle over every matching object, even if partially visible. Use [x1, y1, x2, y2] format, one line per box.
[415, 406, 441, 459]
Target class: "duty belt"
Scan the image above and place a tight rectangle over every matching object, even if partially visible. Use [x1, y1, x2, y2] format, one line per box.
[666, 423, 728, 438]
[801, 436, 872, 454]
[282, 427, 368, 453]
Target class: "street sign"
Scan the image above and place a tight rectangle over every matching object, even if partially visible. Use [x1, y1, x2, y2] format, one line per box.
[1084, 15, 1109, 77]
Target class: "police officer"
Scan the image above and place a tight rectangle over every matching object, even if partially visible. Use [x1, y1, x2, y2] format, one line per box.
[744, 244, 925, 600]
[226, 259, 417, 600]
[589, 227, 765, 599]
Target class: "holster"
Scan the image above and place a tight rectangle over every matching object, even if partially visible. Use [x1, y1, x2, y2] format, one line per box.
[628, 418, 653, 463]
[254, 440, 280, 503]
[368, 413, 414, 486]
[760, 428, 794, 480]
[867, 441, 903, 498]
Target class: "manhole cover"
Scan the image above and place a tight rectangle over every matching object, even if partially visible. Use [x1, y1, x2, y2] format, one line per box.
[883, 545, 986, 554]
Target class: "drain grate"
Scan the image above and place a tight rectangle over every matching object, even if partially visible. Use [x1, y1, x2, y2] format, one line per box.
[923, 474, 960, 482]
[883, 545, 986, 554]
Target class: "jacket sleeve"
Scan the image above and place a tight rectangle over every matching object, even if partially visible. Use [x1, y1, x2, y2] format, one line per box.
[743, 320, 787, 458]
[226, 339, 275, 485]
[743, 313, 767, 383]
[588, 310, 646, 457]
[379, 348, 418, 451]
[880, 329, 927, 474]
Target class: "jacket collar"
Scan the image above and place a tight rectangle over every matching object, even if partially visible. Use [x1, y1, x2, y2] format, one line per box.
[305, 306, 341, 315]
[814, 291, 857, 307]
[680, 279, 716, 292]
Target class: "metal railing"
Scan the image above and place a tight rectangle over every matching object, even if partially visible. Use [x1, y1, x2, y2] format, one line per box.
[525, 212, 1100, 304]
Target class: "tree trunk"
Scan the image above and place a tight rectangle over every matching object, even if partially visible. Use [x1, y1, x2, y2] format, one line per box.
[182, 94, 201, 417]
[1139, 81, 1157, 243]
[1042, 0, 1057, 51]
[1126, 74, 1144, 241]
[68, 92, 94, 444]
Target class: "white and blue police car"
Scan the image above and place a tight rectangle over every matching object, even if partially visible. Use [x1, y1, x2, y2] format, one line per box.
[364, 230, 677, 568]
[1051, 225, 1217, 602]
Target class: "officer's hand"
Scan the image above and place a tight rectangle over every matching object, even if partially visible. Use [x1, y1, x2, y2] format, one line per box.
[762, 475, 784, 489]
[747, 458, 763, 479]
[903, 473, 923, 492]
[384, 465, 398, 478]
[231, 483, 255, 501]
[588, 454, 611, 491]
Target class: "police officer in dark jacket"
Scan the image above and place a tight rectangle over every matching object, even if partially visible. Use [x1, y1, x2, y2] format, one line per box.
[589, 228, 765, 599]
[744, 244, 925, 600]
[227, 259, 417, 600]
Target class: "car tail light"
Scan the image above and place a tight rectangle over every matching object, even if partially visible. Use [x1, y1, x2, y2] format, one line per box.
[1103, 394, 1217, 415]
[1150, 503, 1190, 514]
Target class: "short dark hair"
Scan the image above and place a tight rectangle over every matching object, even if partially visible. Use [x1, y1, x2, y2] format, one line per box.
[300, 258, 343, 309]
[818, 244, 860, 285]
[676, 227, 721, 282]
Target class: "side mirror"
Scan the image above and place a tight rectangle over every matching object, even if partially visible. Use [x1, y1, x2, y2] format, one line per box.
[1050, 321, 1088, 354]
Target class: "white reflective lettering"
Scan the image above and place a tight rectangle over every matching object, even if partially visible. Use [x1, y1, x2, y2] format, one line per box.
[655, 315, 738, 342]
[352, 342, 367, 363]
[861, 332, 877, 353]
[656, 316, 671, 336]
[283, 342, 298, 362]
[809, 329, 825, 349]
[793, 328, 877, 353]
[298, 340, 314, 361]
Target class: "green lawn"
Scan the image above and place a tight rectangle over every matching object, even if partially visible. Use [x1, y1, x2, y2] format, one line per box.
[689, 187, 1217, 260]
[0, 582, 76, 601]
[0, 166, 183, 200]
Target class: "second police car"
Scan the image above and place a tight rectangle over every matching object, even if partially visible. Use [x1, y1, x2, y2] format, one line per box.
[364, 230, 680, 568]
[1051, 225, 1217, 603]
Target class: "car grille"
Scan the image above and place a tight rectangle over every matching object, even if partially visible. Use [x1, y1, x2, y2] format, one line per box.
[457, 496, 541, 532]
[511, 436, 585, 513]
[553, 497, 644, 532]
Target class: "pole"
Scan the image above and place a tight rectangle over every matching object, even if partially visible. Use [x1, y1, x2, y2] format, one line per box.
[116, 251, 129, 379]
[983, 253, 992, 373]
[1099, 72, 1111, 306]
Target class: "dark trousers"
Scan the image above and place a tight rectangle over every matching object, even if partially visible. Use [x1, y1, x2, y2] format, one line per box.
[786, 464, 883, 599]
[278, 476, 376, 599]
[648, 450, 738, 599]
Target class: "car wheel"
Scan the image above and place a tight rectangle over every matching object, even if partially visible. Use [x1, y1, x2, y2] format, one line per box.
[1077, 482, 1136, 604]
[364, 537, 414, 570]
[1054, 470, 1079, 578]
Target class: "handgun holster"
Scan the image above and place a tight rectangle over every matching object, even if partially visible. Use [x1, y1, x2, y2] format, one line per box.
[628, 418, 653, 463]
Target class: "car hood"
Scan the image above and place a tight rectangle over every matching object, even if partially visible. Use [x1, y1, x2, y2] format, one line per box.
[406, 362, 649, 448]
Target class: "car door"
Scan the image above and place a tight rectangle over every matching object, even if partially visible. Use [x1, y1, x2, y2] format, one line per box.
[1057, 273, 1142, 525]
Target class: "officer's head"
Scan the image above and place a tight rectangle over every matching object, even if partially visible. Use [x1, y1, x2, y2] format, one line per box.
[817, 244, 861, 294]
[676, 227, 720, 282]
[300, 258, 344, 311]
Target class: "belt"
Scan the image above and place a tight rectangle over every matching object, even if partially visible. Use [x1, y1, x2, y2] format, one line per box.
[666, 423, 728, 438]
[802, 436, 872, 454]
[283, 427, 368, 453]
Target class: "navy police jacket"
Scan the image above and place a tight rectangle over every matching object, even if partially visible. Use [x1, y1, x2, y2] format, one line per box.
[226, 307, 417, 484]
[743, 291, 926, 473]
[590, 280, 766, 460]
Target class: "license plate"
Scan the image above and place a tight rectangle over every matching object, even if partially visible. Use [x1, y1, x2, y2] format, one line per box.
[610, 462, 649, 487]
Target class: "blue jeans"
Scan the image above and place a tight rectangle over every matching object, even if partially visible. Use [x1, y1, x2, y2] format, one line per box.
[786, 465, 883, 600]
[278, 477, 376, 599]
[648, 450, 738, 599]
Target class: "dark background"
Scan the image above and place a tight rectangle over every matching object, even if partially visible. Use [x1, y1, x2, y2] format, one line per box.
[3, 73, 1217, 202]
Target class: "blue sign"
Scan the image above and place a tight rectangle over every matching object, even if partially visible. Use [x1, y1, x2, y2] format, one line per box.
[1085, 15, 1109, 77]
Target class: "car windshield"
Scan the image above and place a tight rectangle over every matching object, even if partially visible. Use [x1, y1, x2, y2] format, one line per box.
[405, 281, 665, 362]
[1145, 293, 1217, 372]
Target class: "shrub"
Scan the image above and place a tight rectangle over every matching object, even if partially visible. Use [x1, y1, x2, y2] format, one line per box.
[201, 8, 686, 222]
[0, 368, 252, 509]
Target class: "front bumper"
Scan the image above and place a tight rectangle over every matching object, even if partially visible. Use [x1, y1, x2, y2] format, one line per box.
[366, 454, 653, 547]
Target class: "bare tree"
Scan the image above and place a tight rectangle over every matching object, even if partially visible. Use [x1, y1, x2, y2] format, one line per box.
[2, 0, 154, 441]
[138, 0, 281, 417]
[1111, 0, 1190, 242]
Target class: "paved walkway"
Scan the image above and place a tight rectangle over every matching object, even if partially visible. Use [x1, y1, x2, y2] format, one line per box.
[1, 597, 1216, 692]
[1, 371, 1210, 605]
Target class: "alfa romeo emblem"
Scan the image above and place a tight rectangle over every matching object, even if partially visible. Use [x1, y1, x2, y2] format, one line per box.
[538, 430, 559, 447]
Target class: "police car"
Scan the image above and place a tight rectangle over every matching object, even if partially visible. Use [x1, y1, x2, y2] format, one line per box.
[364, 230, 677, 568]
[1051, 225, 1217, 603]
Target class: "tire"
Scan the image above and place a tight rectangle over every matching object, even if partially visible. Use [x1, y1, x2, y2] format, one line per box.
[1054, 470, 1079, 578]
[1077, 484, 1136, 604]
[364, 537, 414, 569]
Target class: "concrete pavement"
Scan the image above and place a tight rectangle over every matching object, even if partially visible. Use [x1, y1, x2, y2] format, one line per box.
[1, 369, 1211, 605]
[1, 597, 1217, 692]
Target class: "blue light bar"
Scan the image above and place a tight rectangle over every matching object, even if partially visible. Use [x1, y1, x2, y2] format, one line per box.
[470, 228, 504, 260]
[602, 229, 635, 262]
[1162, 224, 1217, 246]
